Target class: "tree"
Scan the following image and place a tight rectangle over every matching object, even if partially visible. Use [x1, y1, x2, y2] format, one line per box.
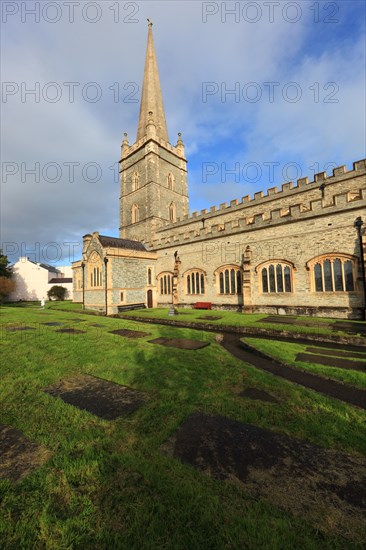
[47, 285, 67, 301]
[0, 249, 12, 278]
[0, 250, 15, 302]
[0, 277, 15, 303]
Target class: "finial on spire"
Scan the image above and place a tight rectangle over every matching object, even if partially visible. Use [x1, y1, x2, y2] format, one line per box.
[176, 132, 185, 156]
[147, 111, 155, 126]
[147, 18, 153, 27]
[146, 111, 156, 138]
[121, 132, 130, 158]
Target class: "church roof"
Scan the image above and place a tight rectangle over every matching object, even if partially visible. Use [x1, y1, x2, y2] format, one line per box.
[24, 259, 61, 273]
[136, 20, 169, 143]
[99, 235, 147, 252]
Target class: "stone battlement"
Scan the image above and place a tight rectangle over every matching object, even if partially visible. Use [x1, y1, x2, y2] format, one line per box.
[158, 159, 366, 230]
[147, 187, 366, 250]
[121, 134, 184, 162]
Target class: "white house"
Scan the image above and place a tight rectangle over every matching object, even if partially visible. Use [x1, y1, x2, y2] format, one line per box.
[8, 257, 73, 301]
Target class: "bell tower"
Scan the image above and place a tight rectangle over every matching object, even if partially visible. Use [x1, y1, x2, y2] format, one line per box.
[119, 20, 189, 243]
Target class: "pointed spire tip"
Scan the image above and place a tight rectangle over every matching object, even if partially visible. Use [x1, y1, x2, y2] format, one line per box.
[137, 18, 169, 143]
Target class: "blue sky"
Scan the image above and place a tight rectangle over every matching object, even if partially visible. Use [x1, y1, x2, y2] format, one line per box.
[1, 0, 365, 265]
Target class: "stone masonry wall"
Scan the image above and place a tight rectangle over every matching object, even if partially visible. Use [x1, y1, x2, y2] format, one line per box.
[154, 179, 366, 318]
[119, 138, 188, 243]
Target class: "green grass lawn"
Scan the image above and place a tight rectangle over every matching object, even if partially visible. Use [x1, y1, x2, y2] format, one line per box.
[114, 306, 365, 337]
[1, 304, 365, 548]
[243, 338, 366, 389]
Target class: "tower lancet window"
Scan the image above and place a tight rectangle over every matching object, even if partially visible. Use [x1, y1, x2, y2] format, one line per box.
[169, 202, 176, 223]
[132, 204, 139, 224]
[167, 172, 174, 190]
[132, 172, 140, 191]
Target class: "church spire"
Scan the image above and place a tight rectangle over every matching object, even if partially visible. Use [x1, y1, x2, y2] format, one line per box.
[136, 20, 169, 143]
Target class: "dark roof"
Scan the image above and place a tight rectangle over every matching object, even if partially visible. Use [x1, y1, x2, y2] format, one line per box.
[99, 235, 147, 252]
[28, 259, 60, 272]
[48, 278, 72, 284]
[40, 263, 61, 272]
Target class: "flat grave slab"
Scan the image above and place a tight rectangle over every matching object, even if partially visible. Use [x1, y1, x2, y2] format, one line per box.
[89, 323, 105, 328]
[240, 387, 279, 403]
[260, 315, 296, 324]
[197, 316, 222, 321]
[260, 316, 366, 336]
[305, 347, 366, 360]
[0, 423, 51, 483]
[259, 316, 332, 329]
[109, 328, 150, 338]
[70, 318, 87, 322]
[44, 374, 148, 420]
[333, 321, 366, 336]
[296, 353, 366, 372]
[149, 337, 209, 350]
[55, 328, 86, 334]
[42, 322, 64, 327]
[5, 325, 36, 332]
[162, 412, 366, 538]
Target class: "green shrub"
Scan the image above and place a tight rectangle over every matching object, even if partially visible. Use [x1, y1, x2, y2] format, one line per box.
[47, 285, 67, 301]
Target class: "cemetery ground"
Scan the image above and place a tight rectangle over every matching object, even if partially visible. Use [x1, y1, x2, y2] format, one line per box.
[0, 303, 365, 548]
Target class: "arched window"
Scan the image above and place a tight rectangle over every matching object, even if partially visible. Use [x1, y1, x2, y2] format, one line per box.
[168, 202, 176, 222]
[215, 266, 242, 294]
[147, 268, 152, 285]
[307, 255, 356, 293]
[132, 172, 140, 191]
[167, 172, 174, 190]
[259, 262, 293, 293]
[262, 268, 268, 293]
[314, 263, 323, 292]
[75, 275, 82, 290]
[88, 251, 103, 289]
[90, 266, 102, 288]
[185, 270, 206, 295]
[158, 272, 173, 295]
[132, 204, 139, 224]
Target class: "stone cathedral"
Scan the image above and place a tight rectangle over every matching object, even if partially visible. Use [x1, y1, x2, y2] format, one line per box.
[72, 22, 366, 320]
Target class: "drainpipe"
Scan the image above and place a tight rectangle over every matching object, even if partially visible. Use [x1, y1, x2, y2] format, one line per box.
[354, 217, 366, 321]
[81, 262, 85, 310]
[104, 257, 109, 316]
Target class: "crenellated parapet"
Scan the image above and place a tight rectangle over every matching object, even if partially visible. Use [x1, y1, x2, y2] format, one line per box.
[120, 133, 186, 164]
[153, 159, 366, 236]
[146, 159, 366, 249]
